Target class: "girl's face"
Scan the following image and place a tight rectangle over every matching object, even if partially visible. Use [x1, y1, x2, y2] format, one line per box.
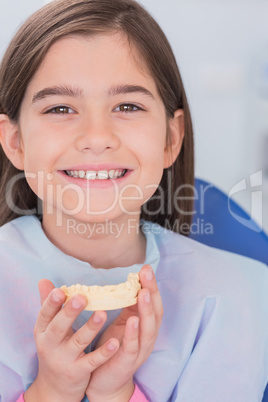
[14, 34, 183, 224]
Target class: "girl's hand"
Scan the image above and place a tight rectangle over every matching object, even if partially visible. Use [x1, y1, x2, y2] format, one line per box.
[86, 264, 163, 402]
[24, 280, 119, 402]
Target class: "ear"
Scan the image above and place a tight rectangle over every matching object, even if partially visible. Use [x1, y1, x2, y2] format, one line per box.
[164, 109, 185, 169]
[0, 114, 24, 170]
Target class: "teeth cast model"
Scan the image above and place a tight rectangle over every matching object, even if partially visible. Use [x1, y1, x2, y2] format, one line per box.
[61, 273, 141, 311]
[66, 169, 127, 180]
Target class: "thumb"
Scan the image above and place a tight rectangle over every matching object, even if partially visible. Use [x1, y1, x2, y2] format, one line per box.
[38, 279, 55, 306]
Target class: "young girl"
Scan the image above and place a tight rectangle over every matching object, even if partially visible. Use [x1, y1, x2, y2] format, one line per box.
[0, 0, 267, 401]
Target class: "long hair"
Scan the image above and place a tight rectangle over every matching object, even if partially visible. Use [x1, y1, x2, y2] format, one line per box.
[0, 0, 194, 234]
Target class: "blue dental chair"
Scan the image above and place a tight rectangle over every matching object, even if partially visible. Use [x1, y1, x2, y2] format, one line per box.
[190, 178, 268, 264]
[189, 178, 268, 401]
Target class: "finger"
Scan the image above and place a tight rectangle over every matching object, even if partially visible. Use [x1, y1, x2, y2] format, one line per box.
[68, 311, 107, 357]
[139, 265, 163, 330]
[111, 265, 162, 336]
[121, 316, 140, 357]
[137, 288, 157, 357]
[34, 287, 66, 334]
[105, 316, 140, 374]
[45, 294, 87, 344]
[38, 279, 55, 306]
[80, 337, 120, 373]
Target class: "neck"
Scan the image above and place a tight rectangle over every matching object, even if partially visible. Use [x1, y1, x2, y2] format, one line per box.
[41, 213, 146, 269]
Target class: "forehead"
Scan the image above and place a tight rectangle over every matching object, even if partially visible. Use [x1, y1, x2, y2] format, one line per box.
[26, 33, 157, 96]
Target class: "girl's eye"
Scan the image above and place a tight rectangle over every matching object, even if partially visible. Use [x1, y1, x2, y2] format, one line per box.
[44, 106, 76, 114]
[114, 104, 142, 112]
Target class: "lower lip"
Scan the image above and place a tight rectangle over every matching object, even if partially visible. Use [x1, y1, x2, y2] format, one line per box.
[58, 170, 132, 188]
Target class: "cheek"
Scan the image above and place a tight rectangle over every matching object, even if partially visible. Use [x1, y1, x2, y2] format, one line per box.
[128, 118, 166, 155]
[20, 112, 66, 152]
[21, 128, 65, 172]
[137, 140, 166, 178]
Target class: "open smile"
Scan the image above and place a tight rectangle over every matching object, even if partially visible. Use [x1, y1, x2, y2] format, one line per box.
[64, 168, 128, 180]
[59, 167, 132, 188]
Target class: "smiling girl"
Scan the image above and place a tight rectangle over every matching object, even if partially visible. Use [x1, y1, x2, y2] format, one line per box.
[0, 1, 268, 401]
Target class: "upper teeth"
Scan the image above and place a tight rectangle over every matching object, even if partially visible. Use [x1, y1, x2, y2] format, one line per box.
[66, 169, 126, 180]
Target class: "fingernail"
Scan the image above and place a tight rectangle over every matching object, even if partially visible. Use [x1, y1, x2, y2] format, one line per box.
[133, 317, 139, 329]
[51, 289, 61, 303]
[72, 296, 83, 309]
[107, 341, 117, 351]
[93, 313, 102, 323]
[144, 291, 150, 304]
[145, 268, 153, 281]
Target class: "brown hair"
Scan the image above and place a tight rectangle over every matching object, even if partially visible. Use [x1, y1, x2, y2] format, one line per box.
[0, 0, 194, 234]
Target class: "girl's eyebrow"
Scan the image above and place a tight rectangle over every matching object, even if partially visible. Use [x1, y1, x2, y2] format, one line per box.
[32, 85, 83, 103]
[108, 84, 155, 100]
[32, 84, 155, 104]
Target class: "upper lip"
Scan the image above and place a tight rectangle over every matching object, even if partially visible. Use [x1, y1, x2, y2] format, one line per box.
[60, 164, 133, 171]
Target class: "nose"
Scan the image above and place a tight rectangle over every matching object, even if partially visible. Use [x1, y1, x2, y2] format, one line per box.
[75, 115, 120, 155]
